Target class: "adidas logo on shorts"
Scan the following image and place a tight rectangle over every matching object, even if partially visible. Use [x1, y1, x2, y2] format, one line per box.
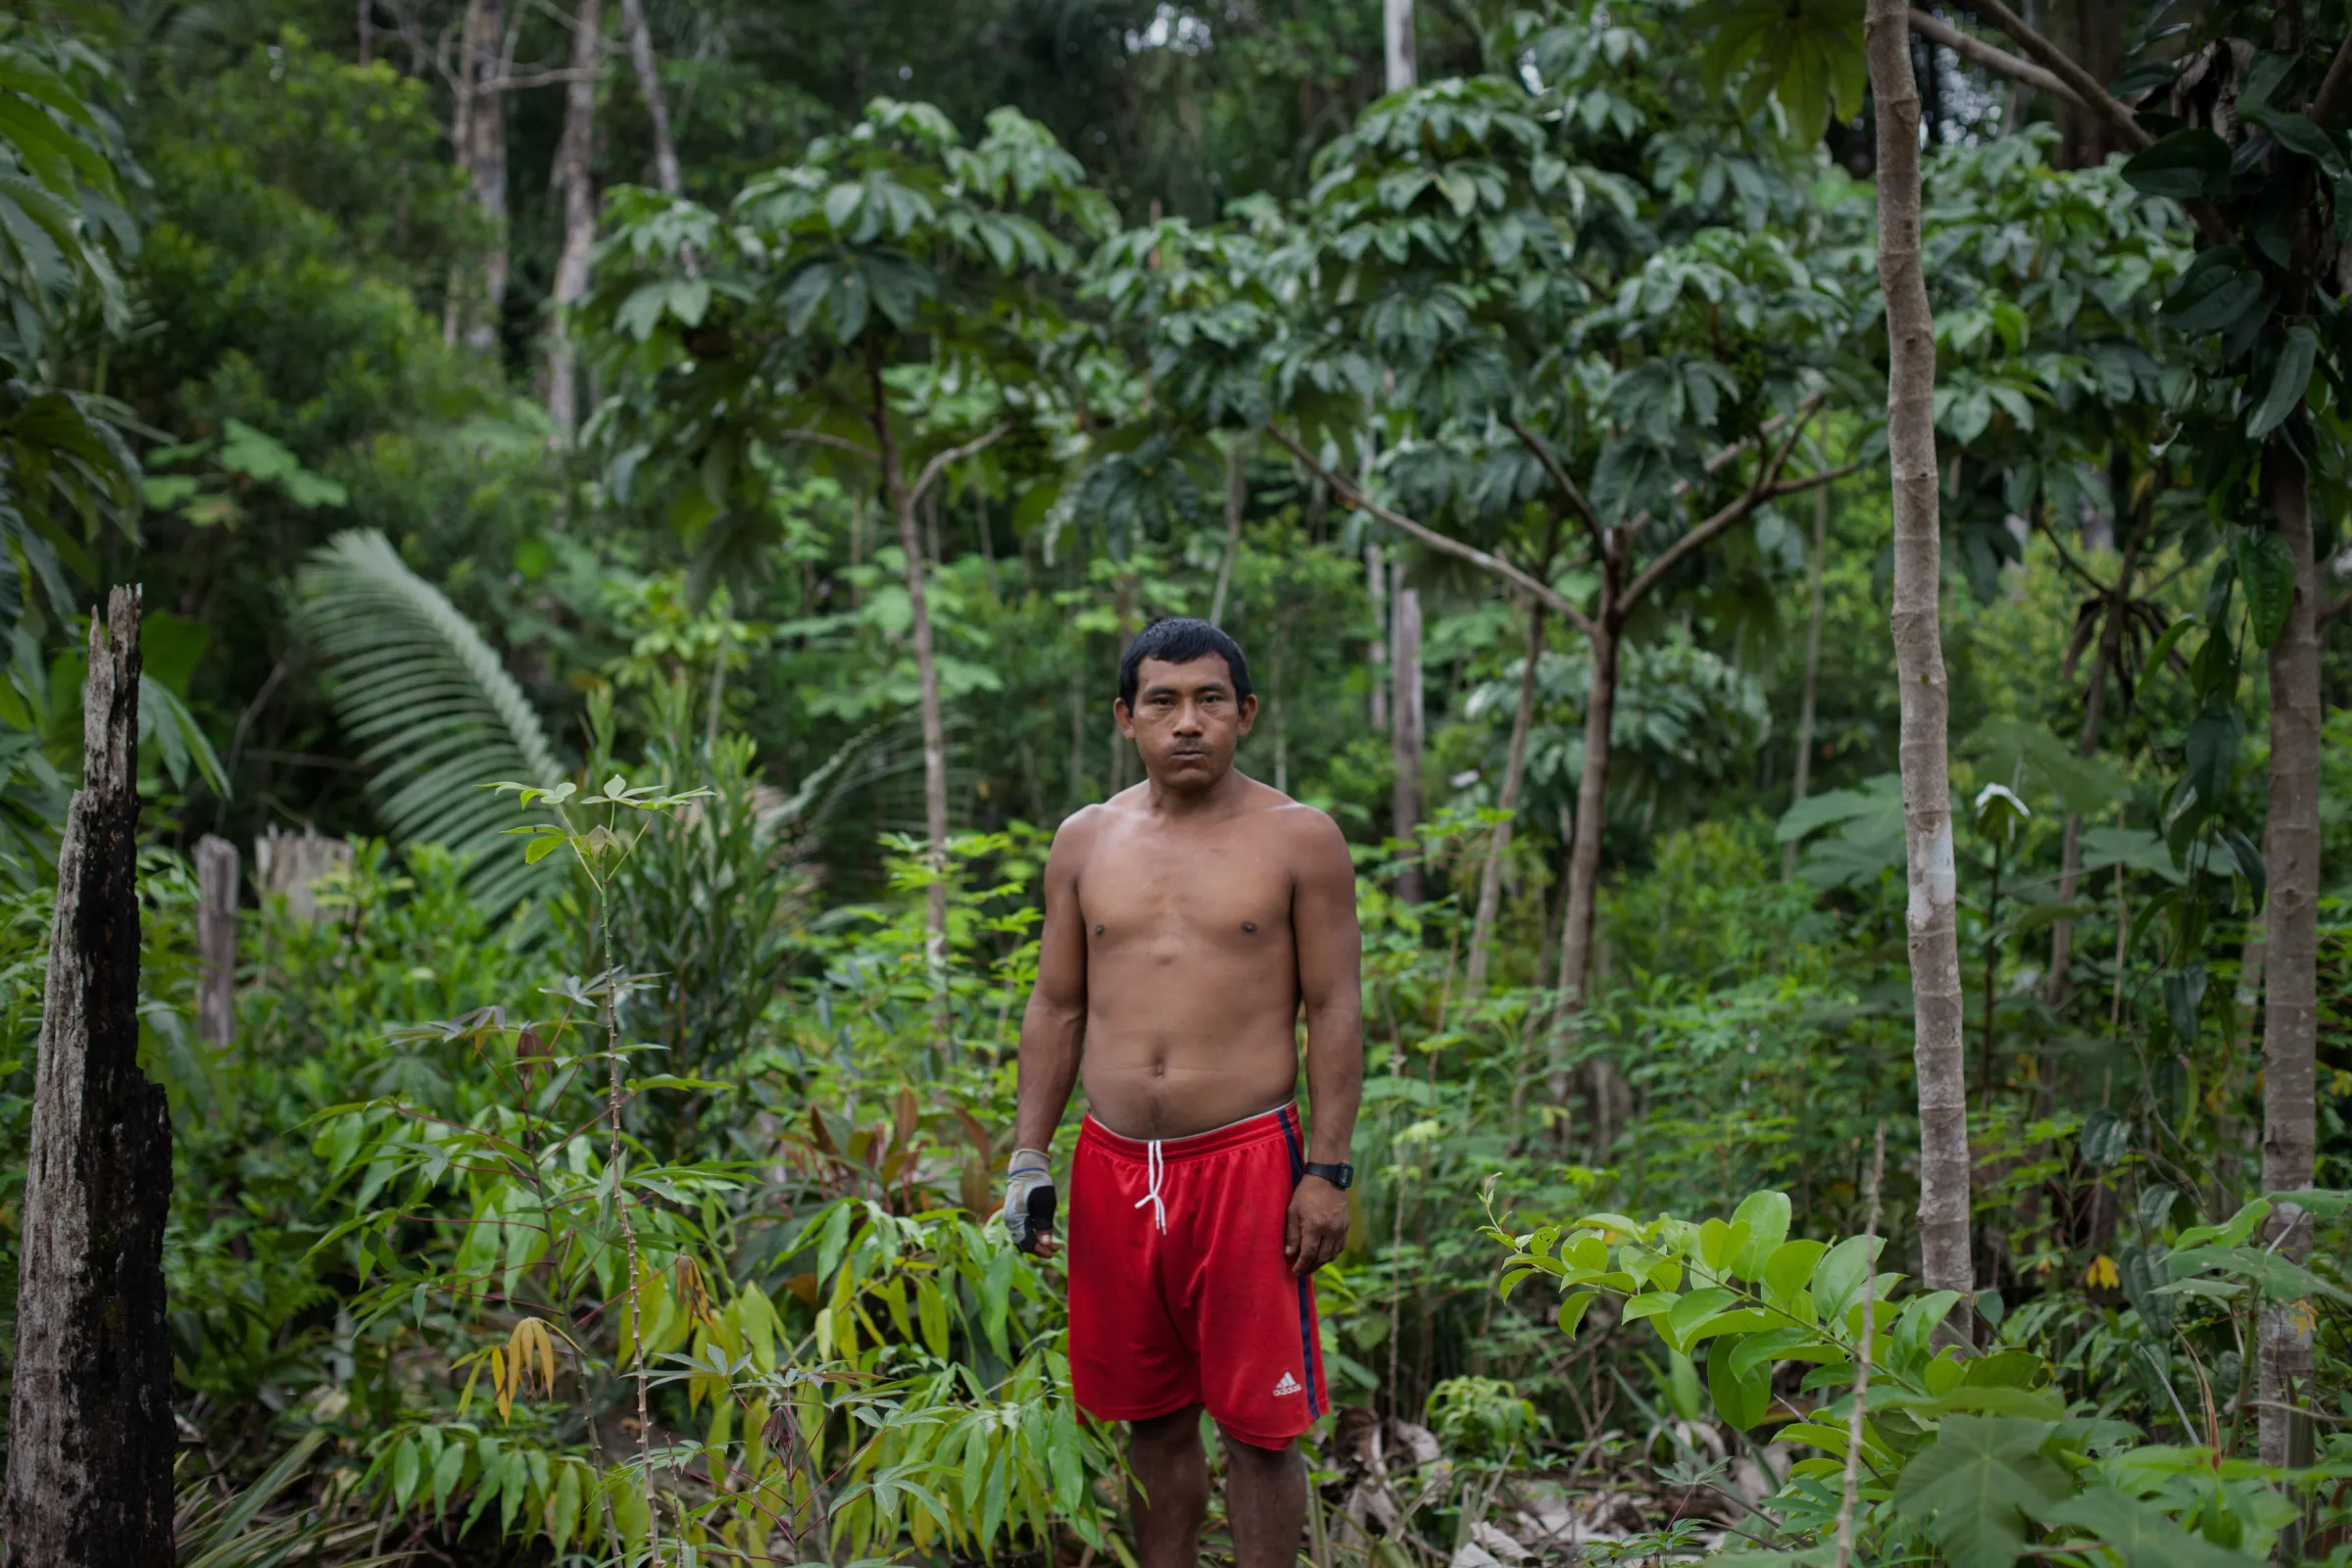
[1272, 1371, 1302, 1396]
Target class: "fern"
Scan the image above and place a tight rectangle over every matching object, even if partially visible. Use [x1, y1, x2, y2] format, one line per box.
[293, 529, 563, 915]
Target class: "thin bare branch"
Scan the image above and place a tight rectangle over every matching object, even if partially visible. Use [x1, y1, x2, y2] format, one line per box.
[1264, 422, 1598, 639]
[776, 427, 882, 466]
[1620, 399, 1829, 611]
[910, 421, 1013, 505]
[2034, 514, 2116, 598]
[1618, 392, 1828, 549]
[1909, 11, 2078, 103]
[1505, 417, 1604, 556]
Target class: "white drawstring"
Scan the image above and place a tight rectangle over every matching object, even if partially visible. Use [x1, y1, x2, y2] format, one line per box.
[1133, 1139, 1167, 1232]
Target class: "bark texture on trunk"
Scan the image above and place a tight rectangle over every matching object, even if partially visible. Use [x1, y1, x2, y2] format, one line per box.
[1366, 544, 1388, 731]
[618, 0, 681, 196]
[1867, 0, 1976, 1319]
[2, 587, 174, 1568]
[2259, 447, 2322, 1465]
[1390, 567, 1424, 904]
[1384, 0, 1416, 91]
[545, 0, 604, 441]
[1786, 486, 1831, 879]
[2052, 0, 2126, 167]
[196, 834, 238, 1051]
[1466, 600, 1545, 999]
[452, 0, 510, 353]
[1210, 435, 1248, 626]
[1555, 619, 1618, 1005]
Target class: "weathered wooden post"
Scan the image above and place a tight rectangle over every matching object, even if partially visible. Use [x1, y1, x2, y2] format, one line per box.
[2, 585, 175, 1567]
[195, 834, 237, 1050]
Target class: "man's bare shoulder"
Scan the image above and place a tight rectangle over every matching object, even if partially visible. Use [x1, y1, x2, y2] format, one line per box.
[1240, 781, 1349, 859]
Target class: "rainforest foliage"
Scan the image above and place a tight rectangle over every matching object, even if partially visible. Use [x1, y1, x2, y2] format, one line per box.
[0, 0, 2350, 1564]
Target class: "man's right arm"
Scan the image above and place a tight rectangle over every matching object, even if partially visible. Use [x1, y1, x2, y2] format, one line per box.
[1007, 813, 1091, 1252]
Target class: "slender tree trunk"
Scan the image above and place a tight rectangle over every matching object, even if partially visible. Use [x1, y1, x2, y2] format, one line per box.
[453, 0, 510, 355]
[1366, 544, 1388, 731]
[1867, 0, 1976, 1325]
[1384, 0, 1416, 91]
[545, 0, 603, 442]
[1391, 564, 1424, 904]
[195, 835, 237, 1052]
[870, 361, 951, 1052]
[1211, 434, 1248, 625]
[617, 0, 681, 196]
[1466, 600, 1545, 999]
[2047, 523, 2140, 1004]
[1786, 486, 1832, 879]
[2, 587, 173, 1568]
[2259, 446, 2322, 1466]
[1555, 615, 1619, 1004]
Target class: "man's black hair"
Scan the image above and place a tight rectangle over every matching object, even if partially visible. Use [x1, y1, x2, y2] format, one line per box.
[1118, 617, 1253, 709]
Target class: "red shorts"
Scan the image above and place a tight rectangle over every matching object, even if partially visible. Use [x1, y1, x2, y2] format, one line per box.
[1066, 1104, 1328, 1448]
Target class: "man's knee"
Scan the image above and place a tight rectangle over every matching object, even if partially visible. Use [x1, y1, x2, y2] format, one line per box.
[1215, 1424, 1299, 1463]
[1131, 1406, 1206, 1457]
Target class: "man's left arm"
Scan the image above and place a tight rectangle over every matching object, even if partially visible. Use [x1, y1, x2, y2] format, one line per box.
[1287, 808, 1363, 1276]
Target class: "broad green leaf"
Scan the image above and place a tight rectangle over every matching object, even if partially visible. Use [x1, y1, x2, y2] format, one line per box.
[1667, 1286, 1740, 1344]
[1811, 1234, 1876, 1322]
[2122, 129, 2230, 200]
[2247, 323, 2317, 438]
[1763, 1239, 1827, 1302]
[1889, 1416, 2070, 1568]
[1729, 1191, 1791, 1278]
[1557, 1289, 1597, 1338]
[2236, 527, 2296, 648]
[1707, 1336, 1773, 1430]
[2039, 1487, 2259, 1568]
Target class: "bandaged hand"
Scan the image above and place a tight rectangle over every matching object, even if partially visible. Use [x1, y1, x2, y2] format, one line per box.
[1003, 1150, 1058, 1255]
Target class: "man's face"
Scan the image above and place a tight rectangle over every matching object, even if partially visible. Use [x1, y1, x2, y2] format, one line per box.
[1117, 654, 1256, 790]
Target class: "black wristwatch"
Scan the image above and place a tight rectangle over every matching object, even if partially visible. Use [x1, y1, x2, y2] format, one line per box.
[1302, 1161, 1354, 1190]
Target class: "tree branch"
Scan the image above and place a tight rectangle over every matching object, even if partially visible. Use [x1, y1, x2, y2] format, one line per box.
[1264, 422, 1598, 639]
[910, 421, 1013, 505]
[1963, 0, 2148, 149]
[1621, 406, 1829, 612]
[1910, 11, 2078, 103]
[1617, 393, 1829, 550]
[2033, 514, 2116, 599]
[1505, 417, 1605, 560]
[1958, 0, 2233, 245]
[777, 426, 881, 466]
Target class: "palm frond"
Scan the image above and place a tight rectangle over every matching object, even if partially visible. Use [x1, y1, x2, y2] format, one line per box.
[293, 528, 563, 915]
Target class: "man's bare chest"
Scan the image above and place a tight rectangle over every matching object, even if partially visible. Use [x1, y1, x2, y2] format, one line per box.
[1077, 833, 1296, 948]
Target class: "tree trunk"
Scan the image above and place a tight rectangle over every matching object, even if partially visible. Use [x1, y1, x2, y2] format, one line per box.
[2258, 446, 2322, 1466]
[870, 361, 951, 1052]
[617, 0, 681, 196]
[1384, 0, 1416, 91]
[1390, 564, 1424, 904]
[1466, 600, 1545, 999]
[195, 834, 238, 1052]
[2, 586, 174, 1568]
[1366, 544, 1388, 731]
[1785, 485, 1832, 879]
[2052, 0, 2127, 168]
[1867, 0, 1976, 1325]
[2043, 568, 2124, 1006]
[545, 0, 603, 441]
[1555, 616, 1619, 1005]
[451, 0, 510, 354]
[1210, 434, 1248, 625]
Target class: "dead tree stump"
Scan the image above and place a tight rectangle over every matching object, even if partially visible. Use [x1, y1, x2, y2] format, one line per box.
[195, 834, 237, 1050]
[2, 586, 175, 1567]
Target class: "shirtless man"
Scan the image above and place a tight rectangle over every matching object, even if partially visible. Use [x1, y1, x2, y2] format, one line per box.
[1003, 616, 1364, 1568]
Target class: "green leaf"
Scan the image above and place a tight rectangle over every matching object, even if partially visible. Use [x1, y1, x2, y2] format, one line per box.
[1811, 1234, 1875, 1321]
[2236, 527, 2296, 648]
[2122, 129, 2231, 200]
[2252, 110, 2343, 173]
[2181, 704, 2244, 816]
[1557, 1289, 1596, 1338]
[1889, 1416, 2071, 1568]
[2247, 323, 2317, 437]
[1763, 1239, 1827, 1301]
[1707, 1337, 1773, 1430]
[2160, 247, 2265, 336]
[2038, 1487, 2260, 1568]
[1667, 1286, 1740, 1344]
[1729, 1191, 1791, 1279]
